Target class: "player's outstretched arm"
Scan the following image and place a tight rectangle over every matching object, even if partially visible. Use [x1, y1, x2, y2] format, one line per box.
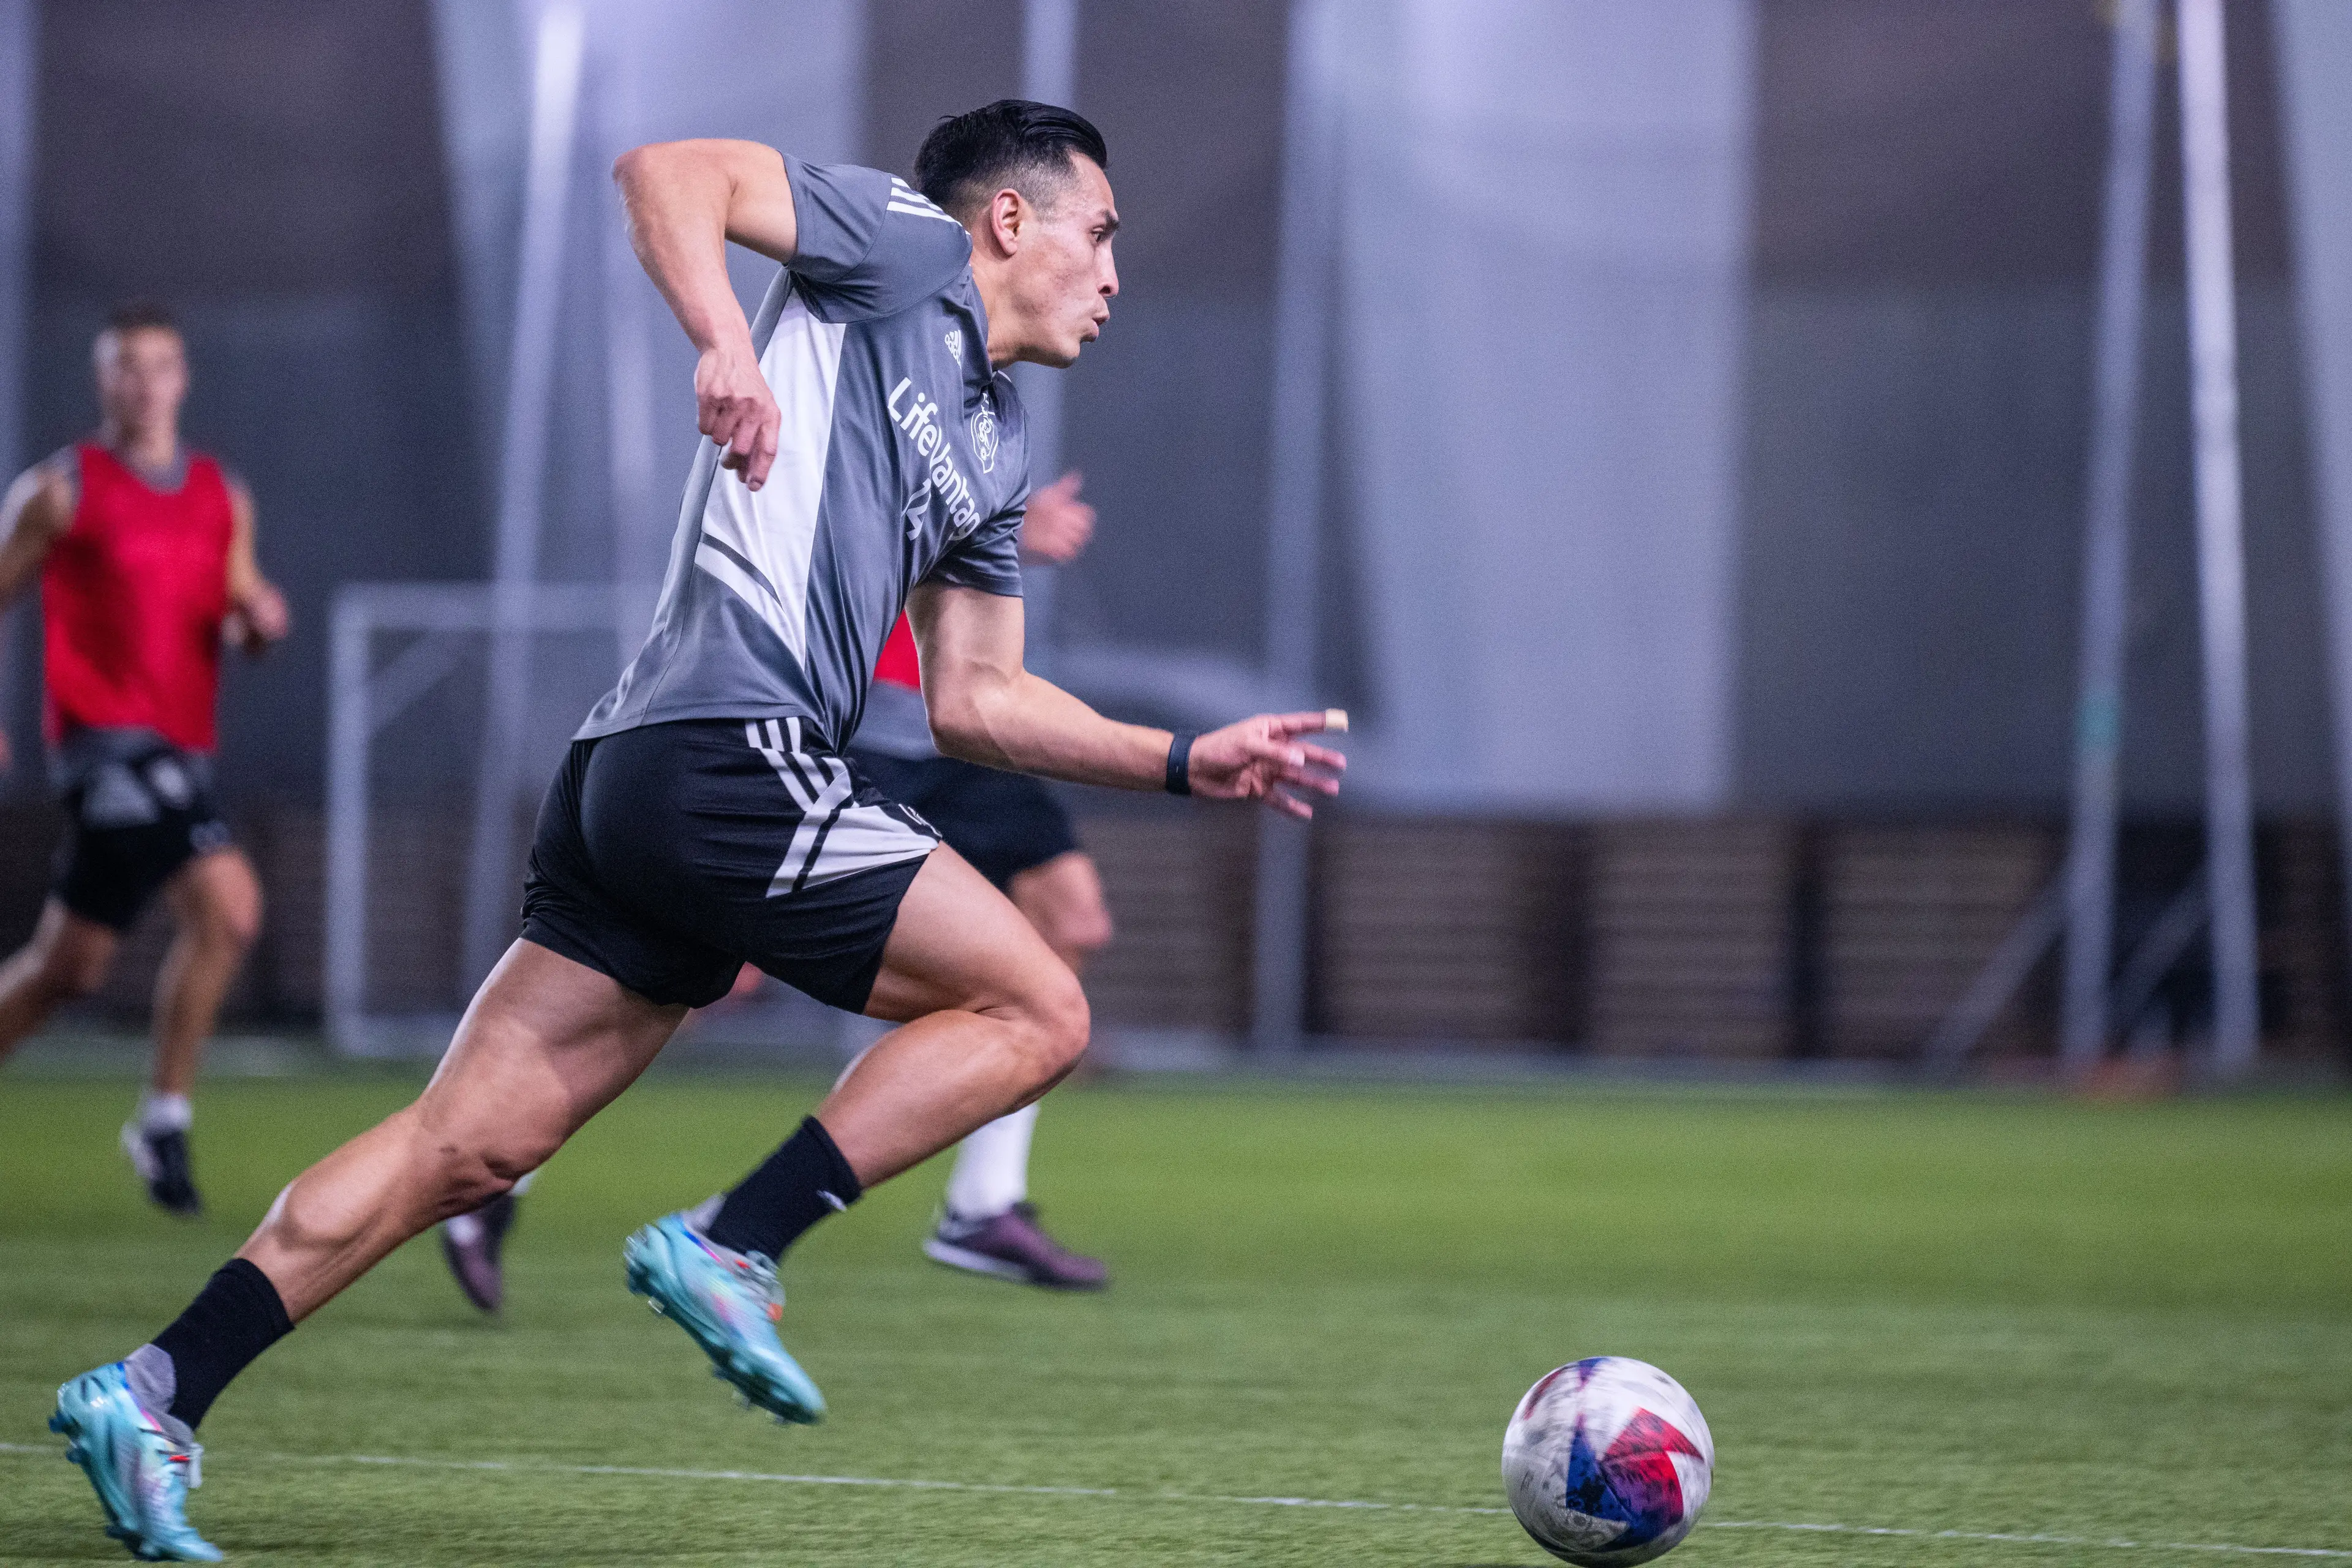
[0, 461, 70, 606]
[224, 479, 290, 655]
[0, 463, 72, 771]
[1017, 471, 1094, 564]
[612, 138, 800, 490]
[911, 582, 1345, 819]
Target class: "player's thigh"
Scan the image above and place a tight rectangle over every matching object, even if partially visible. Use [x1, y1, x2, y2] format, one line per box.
[165, 846, 262, 944]
[864, 846, 1086, 1035]
[1007, 850, 1112, 957]
[415, 938, 687, 1171]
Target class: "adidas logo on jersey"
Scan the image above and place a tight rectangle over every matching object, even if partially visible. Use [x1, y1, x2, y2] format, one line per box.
[888, 178, 960, 226]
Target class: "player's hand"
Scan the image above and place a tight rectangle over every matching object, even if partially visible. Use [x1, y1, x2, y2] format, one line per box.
[0, 727, 13, 774]
[237, 581, 292, 653]
[1186, 710, 1346, 820]
[696, 342, 779, 489]
[1019, 471, 1095, 564]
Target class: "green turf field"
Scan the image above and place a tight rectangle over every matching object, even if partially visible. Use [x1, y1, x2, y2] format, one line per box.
[2, 1070, 2348, 1566]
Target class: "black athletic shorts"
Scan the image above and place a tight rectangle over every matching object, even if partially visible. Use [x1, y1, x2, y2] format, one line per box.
[521, 718, 941, 1011]
[53, 743, 233, 931]
[849, 750, 1080, 891]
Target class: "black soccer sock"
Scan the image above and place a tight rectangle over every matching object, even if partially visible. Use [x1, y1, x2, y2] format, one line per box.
[703, 1116, 863, 1260]
[145, 1258, 294, 1430]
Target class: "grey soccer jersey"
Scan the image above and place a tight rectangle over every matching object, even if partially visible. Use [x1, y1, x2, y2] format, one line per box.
[578, 158, 1030, 752]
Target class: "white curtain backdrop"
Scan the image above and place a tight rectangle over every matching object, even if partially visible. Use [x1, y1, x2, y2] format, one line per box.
[430, 0, 866, 594]
[0, 0, 37, 780]
[2274, 0, 2352, 914]
[1333, 0, 1754, 811]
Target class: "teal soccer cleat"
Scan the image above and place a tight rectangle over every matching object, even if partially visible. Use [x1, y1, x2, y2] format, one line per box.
[624, 1212, 826, 1424]
[50, 1362, 222, 1562]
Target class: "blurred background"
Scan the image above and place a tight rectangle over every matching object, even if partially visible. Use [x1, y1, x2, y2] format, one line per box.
[3, 0, 2350, 1079]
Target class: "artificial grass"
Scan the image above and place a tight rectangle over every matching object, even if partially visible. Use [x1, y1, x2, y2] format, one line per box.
[1, 1072, 2346, 1565]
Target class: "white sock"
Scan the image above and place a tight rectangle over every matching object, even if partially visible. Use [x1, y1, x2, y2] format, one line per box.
[943, 1102, 1037, 1221]
[137, 1091, 192, 1134]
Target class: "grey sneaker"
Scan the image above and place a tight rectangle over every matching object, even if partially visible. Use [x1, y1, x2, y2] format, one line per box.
[121, 1125, 203, 1218]
[922, 1202, 1108, 1291]
[442, 1191, 519, 1314]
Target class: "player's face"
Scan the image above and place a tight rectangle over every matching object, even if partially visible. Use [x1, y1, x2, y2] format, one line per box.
[1016, 157, 1118, 368]
[94, 327, 189, 435]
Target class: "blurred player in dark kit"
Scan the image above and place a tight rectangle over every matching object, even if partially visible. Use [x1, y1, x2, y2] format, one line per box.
[0, 301, 290, 1215]
[853, 468, 1111, 1290]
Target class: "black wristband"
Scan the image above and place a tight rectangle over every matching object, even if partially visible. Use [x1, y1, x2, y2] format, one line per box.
[1165, 732, 1196, 796]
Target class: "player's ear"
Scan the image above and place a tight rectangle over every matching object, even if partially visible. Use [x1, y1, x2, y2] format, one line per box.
[987, 187, 1025, 257]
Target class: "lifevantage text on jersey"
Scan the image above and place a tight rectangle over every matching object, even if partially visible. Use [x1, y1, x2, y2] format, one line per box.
[886, 376, 984, 538]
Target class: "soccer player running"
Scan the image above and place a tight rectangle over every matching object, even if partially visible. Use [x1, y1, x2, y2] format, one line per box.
[0, 301, 288, 1218]
[50, 102, 1341, 1561]
[857, 469, 1112, 1291]
[440, 474, 1112, 1311]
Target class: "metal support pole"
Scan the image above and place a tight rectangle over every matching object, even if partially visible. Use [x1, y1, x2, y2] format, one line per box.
[1925, 881, 2069, 1072]
[595, 42, 663, 669]
[1022, 0, 1078, 140]
[1012, 0, 1079, 672]
[462, 0, 584, 989]
[2271, 0, 2352, 1052]
[1251, 0, 1343, 1053]
[2177, 0, 2261, 1076]
[2060, 0, 2161, 1075]
[330, 584, 619, 1055]
[324, 599, 374, 1052]
[0, 0, 37, 791]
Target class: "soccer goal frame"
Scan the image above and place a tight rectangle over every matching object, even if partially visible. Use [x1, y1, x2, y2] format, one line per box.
[324, 580, 631, 1057]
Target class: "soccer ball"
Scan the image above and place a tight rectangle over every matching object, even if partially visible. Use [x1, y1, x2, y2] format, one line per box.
[1501, 1357, 1714, 1566]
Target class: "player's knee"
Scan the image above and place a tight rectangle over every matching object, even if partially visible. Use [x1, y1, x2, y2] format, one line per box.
[213, 897, 262, 953]
[1011, 964, 1090, 1087]
[1056, 901, 1112, 959]
[195, 880, 263, 952]
[1015, 857, 1114, 961]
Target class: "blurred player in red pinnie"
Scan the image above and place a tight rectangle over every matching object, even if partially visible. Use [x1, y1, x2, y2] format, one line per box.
[0, 301, 290, 1215]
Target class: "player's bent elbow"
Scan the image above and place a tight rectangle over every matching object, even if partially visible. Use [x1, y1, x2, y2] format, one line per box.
[925, 712, 993, 766]
[610, 143, 660, 190]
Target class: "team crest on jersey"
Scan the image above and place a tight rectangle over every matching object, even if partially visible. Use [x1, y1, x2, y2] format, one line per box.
[970, 399, 999, 473]
[944, 328, 963, 360]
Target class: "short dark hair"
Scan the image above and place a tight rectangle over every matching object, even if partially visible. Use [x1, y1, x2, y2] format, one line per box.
[104, 299, 179, 336]
[914, 100, 1108, 221]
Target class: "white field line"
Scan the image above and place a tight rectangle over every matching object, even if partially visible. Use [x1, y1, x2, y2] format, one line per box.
[5, 1442, 2348, 1559]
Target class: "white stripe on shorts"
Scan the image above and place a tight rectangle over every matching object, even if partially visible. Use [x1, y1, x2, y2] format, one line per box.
[744, 720, 934, 897]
